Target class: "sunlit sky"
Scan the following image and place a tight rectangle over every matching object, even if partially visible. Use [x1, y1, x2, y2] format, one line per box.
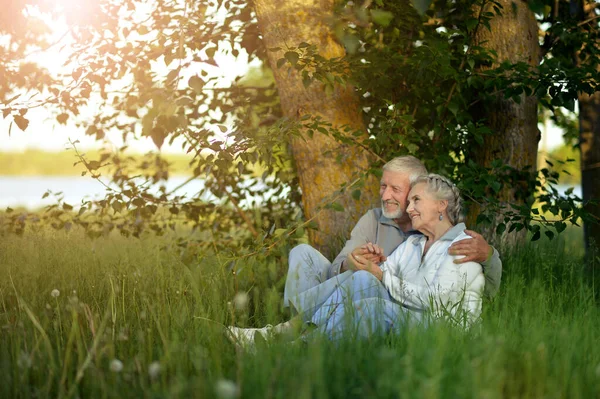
[0, 1, 260, 154]
[0, 2, 567, 155]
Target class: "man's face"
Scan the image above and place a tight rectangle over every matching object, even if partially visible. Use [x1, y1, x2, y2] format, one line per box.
[379, 170, 411, 220]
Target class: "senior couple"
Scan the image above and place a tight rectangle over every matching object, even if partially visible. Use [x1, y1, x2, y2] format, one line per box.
[228, 156, 502, 345]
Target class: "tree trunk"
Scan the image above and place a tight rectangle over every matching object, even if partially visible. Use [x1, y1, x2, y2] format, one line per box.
[468, 0, 541, 247]
[575, 1, 600, 258]
[253, 0, 377, 257]
[578, 90, 600, 255]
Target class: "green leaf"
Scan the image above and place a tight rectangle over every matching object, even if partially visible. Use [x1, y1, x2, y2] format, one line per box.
[330, 202, 344, 212]
[351, 189, 361, 200]
[531, 230, 541, 241]
[545, 230, 554, 240]
[554, 221, 567, 233]
[342, 34, 360, 54]
[14, 115, 29, 131]
[465, 18, 478, 31]
[56, 113, 69, 124]
[188, 75, 203, 93]
[411, 0, 432, 15]
[495, 223, 506, 235]
[284, 51, 299, 66]
[448, 101, 459, 116]
[371, 10, 394, 27]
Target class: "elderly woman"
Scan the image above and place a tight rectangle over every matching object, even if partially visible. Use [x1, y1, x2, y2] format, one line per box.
[228, 174, 485, 344]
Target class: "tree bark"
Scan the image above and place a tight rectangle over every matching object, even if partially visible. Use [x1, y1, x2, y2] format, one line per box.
[468, 0, 541, 247]
[578, 90, 600, 254]
[253, 0, 378, 257]
[575, 1, 600, 258]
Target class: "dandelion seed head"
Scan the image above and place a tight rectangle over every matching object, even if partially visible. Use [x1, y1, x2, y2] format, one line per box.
[233, 292, 249, 311]
[17, 351, 31, 369]
[51, 289, 60, 298]
[110, 359, 123, 373]
[215, 379, 239, 399]
[148, 361, 161, 379]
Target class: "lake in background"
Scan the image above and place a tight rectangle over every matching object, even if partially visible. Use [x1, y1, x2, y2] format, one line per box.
[1, 175, 214, 209]
[0, 175, 581, 210]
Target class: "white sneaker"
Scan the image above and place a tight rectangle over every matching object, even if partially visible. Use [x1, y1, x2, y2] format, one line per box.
[226, 324, 273, 349]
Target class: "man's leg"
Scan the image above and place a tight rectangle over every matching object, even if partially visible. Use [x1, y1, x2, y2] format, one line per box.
[283, 244, 331, 308]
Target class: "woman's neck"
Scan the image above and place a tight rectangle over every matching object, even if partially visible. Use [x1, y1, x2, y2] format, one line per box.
[420, 220, 454, 243]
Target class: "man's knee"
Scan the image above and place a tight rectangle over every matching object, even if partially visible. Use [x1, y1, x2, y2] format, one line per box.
[288, 244, 316, 262]
[288, 244, 323, 272]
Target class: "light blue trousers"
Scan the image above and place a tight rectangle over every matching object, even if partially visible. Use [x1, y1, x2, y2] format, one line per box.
[283, 244, 331, 308]
[284, 245, 418, 339]
[311, 270, 417, 340]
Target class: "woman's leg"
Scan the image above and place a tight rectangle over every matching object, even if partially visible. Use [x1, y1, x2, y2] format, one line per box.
[318, 297, 414, 341]
[311, 270, 391, 327]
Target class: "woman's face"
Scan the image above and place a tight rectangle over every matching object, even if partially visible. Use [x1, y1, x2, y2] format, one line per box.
[406, 182, 445, 231]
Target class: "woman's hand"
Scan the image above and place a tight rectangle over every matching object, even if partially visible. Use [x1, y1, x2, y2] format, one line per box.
[344, 243, 386, 270]
[346, 251, 384, 281]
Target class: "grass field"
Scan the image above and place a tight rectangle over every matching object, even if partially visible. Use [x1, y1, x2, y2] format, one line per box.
[0, 226, 598, 398]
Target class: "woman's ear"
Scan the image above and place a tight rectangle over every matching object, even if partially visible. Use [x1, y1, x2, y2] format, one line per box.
[438, 199, 448, 214]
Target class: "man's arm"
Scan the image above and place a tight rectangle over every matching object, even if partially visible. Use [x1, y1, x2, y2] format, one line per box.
[329, 210, 379, 278]
[448, 229, 502, 298]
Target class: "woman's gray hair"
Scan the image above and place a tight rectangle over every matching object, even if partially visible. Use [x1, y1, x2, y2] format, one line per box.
[382, 156, 428, 184]
[411, 173, 463, 225]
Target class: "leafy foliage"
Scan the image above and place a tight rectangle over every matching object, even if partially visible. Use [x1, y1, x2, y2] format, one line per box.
[0, 0, 598, 254]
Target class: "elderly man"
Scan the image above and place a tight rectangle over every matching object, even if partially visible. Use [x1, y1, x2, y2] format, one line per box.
[227, 156, 502, 344]
[283, 156, 502, 310]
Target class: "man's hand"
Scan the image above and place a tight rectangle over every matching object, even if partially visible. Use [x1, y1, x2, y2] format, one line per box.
[343, 243, 386, 271]
[346, 250, 384, 281]
[448, 229, 492, 264]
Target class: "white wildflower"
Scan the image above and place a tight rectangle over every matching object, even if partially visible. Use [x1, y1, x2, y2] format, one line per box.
[51, 289, 60, 298]
[110, 359, 123, 373]
[17, 351, 31, 369]
[215, 379, 239, 399]
[148, 361, 161, 380]
[233, 292, 249, 311]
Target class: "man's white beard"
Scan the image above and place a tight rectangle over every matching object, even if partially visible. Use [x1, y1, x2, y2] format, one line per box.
[381, 200, 403, 219]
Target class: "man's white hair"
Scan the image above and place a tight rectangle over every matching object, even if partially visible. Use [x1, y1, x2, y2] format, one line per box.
[382, 156, 428, 183]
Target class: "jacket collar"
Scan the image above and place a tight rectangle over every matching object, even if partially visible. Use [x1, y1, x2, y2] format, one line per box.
[438, 222, 467, 241]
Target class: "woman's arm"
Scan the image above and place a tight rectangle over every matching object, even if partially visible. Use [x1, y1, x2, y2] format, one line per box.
[381, 254, 485, 323]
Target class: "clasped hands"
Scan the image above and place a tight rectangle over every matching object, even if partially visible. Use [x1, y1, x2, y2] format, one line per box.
[345, 243, 386, 280]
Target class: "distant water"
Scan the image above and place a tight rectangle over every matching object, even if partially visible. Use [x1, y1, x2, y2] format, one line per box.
[0, 175, 580, 210]
[0, 175, 212, 210]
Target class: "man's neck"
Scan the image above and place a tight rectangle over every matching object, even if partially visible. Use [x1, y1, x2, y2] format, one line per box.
[394, 217, 413, 233]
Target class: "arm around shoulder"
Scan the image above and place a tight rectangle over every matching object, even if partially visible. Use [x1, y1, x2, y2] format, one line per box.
[481, 247, 502, 298]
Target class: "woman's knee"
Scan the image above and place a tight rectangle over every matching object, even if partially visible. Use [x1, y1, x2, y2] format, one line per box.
[352, 270, 380, 286]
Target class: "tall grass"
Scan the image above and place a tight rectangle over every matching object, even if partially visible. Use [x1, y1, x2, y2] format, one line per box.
[0, 227, 598, 398]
